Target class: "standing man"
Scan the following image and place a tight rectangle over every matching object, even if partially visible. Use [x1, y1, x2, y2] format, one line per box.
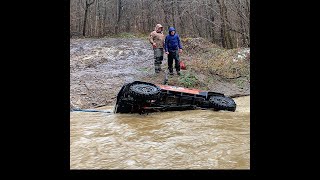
[165, 27, 183, 75]
[149, 24, 165, 73]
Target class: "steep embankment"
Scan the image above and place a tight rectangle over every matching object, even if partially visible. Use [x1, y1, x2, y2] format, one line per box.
[70, 37, 250, 109]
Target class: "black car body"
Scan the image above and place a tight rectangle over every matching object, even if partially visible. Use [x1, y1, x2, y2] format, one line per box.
[114, 81, 236, 114]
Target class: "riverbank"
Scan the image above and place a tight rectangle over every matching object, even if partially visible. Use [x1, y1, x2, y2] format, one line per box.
[70, 37, 249, 109]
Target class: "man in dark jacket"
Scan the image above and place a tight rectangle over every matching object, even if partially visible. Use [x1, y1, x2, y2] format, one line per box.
[165, 27, 183, 75]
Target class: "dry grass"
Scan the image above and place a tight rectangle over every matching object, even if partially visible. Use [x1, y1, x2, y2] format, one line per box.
[190, 51, 250, 79]
[145, 37, 250, 90]
[180, 37, 250, 91]
[182, 38, 250, 79]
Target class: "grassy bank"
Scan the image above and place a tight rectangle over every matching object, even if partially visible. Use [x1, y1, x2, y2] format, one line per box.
[180, 38, 250, 90]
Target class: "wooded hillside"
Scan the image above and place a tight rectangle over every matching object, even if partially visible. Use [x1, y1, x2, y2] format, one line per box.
[70, 0, 250, 48]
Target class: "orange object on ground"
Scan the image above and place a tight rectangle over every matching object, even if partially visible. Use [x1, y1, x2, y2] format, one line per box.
[180, 61, 186, 70]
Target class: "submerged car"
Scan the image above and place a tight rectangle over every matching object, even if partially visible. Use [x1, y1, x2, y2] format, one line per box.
[114, 81, 236, 114]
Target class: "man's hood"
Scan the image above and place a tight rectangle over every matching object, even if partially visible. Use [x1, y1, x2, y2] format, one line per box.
[154, 24, 163, 31]
[168, 27, 176, 35]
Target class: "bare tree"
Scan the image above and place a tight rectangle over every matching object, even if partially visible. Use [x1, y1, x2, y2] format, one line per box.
[115, 0, 122, 34]
[216, 0, 233, 48]
[70, 0, 250, 48]
[82, 0, 95, 36]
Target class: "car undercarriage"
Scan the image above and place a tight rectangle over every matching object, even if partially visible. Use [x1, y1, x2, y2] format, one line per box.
[114, 81, 236, 114]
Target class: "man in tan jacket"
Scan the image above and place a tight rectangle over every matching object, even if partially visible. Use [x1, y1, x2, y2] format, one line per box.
[149, 24, 165, 73]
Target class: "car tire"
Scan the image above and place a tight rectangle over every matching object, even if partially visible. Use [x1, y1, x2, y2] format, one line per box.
[129, 82, 161, 100]
[209, 96, 236, 111]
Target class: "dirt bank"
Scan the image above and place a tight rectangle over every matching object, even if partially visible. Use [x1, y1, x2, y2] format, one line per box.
[70, 37, 249, 109]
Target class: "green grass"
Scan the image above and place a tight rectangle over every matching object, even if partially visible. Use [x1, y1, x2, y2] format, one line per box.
[178, 72, 199, 88]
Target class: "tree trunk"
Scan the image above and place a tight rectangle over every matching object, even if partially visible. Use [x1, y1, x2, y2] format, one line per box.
[177, 1, 185, 35]
[171, 0, 175, 28]
[245, 0, 250, 47]
[217, 0, 233, 49]
[162, 0, 169, 28]
[115, 0, 122, 34]
[83, 0, 95, 37]
[211, 15, 215, 43]
[83, 7, 88, 36]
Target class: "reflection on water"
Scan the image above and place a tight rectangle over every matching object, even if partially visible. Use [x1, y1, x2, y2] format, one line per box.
[70, 96, 250, 169]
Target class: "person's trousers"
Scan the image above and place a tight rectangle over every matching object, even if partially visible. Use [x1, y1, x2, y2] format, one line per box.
[167, 50, 180, 73]
[153, 48, 163, 73]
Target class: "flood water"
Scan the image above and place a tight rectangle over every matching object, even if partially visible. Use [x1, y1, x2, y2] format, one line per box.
[70, 96, 250, 169]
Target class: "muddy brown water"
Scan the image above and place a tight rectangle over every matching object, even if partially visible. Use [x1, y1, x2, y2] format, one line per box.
[70, 96, 250, 169]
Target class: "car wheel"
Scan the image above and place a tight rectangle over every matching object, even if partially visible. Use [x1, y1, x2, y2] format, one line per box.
[209, 96, 236, 111]
[129, 82, 161, 100]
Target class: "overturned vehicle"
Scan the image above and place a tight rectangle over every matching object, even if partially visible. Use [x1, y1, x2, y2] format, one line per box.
[114, 81, 236, 114]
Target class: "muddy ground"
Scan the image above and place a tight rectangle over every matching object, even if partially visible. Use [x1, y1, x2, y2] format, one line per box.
[70, 37, 249, 109]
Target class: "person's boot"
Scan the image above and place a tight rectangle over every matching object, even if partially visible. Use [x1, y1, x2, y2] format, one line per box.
[177, 71, 181, 76]
[169, 68, 173, 75]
